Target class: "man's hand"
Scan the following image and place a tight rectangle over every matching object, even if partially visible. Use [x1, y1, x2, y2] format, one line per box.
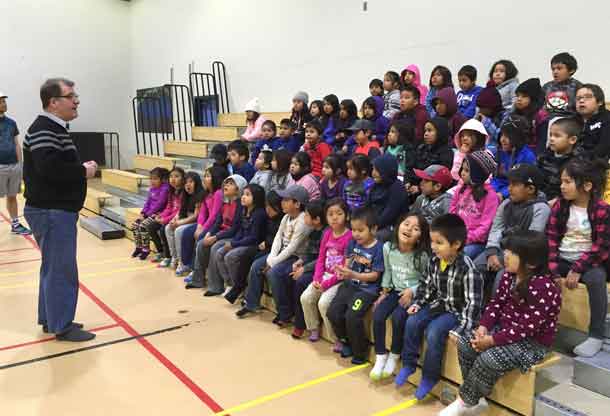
[83, 161, 97, 179]
[399, 288, 414, 308]
[566, 271, 581, 289]
[487, 255, 502, 272]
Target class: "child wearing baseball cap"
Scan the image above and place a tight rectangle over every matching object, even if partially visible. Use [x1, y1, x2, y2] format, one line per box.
[410, 165, 453, 224]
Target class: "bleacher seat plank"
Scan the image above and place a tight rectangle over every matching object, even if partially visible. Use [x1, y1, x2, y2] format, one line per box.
[101, 169, 147, 194]
[83, 187, 113, 214]
[192, 126, 240, 142]
[133, 154, 178, 171]
[163, 140, 208, 158]
[217, 112, 292, 127]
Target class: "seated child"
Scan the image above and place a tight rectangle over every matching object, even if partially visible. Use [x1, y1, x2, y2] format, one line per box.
[449, 151, 499, 260]
[410, 165, 453, 224]
[309, 100, 324, 125]
[537, 117, 581, 202]
[209, 184, 267, 297]
[543, 52, 582, 118]
[290, 151, 320, 201]
[270, 201, 326, 331]
[250, 120, 279, 165]
[442, 230, 560, 416]
[131, 167, 170, 260]
[491, 115, 536, 201]
[268, 148, 295, 193]
[321, 94, 340, 145]
[362, 96, 389, 145]
[299, 198, 352, 341]
[385, 120, 417, 180]
[334, 99, 359, 151]
[576, 84, 610, 160]
[396, 214, 484, 400]
[277, 118, 302, 153]
[392, 84, 429, 141]
[209, 143, 230, 171]
[301, 120, 331, 179]
[474, 86, 505, 152]
[250, 145, 274, 193]
[456, 65, 483, 119]
[162, 171, 204, 269]
[320, 154, 347, 202]
[369, 153, 409, 241]
[185, 174, 247, 290]
[547, 158, 610, 357]
[326, 207, 385, 364]
[510, 78, 547, 153]
[349, 119, 381, 158]
[228, 140, 255, 182]
[181, 166, 228, 276]
[452, 119, 490, 181]
[382, 71, 401, 119]
[369, 78, 384, 97]
[473, 164, 550, 294]
[343, 154, 374, 212]
[144, 167, 184, 263]
[225, 190, 283, 303]
[290, 91, 312, 139]
[241, 97, 266, 142]
[236, 185, 312, 318]
[488, 59, 519, 111]
[432, 86, 467, 138]
[425, 65, 453, 117]
[370, 213, 430, 381]
[401, 64, 428, 105]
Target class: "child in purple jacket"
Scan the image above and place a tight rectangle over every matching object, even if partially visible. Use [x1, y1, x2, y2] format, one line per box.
[131, 167, 170, 259]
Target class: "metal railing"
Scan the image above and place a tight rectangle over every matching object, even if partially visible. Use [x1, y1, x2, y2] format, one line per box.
[212, 61, 230, 113]
[104, 132, 121, 169]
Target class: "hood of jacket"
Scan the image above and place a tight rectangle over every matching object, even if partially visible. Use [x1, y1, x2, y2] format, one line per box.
[372, 153, 399, 186]
[429, 116, 450, 149]
[402, 64, 423, 87]
[454, 118, 490, 148]
[432, 87, 458, 117]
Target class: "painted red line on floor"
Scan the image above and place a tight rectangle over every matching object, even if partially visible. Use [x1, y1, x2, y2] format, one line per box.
[0, 211, 226, 413]
[0, 324, 119, 352]
[78, 283, 225, 413]
[0, 247, 37, 254]
[0, 258, 40, 266]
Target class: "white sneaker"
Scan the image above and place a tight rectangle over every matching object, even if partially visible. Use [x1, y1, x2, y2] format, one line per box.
[369, 353, 388, 381]
[382, 352, 400, 378]
[439, 399, 467, 416]
[462, 398, 489, 416]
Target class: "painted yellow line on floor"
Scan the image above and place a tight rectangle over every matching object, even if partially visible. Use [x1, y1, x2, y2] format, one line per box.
[214, 363, 370, 415]
[0, 264, 158, 290]
[0, 257, 141, 277]
[371, 398, 419, 416]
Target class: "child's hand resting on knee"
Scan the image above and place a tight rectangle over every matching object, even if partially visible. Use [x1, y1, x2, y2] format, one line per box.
[312, 281, 322, 290]
[399, 288, 414, 307]
[407, 304, 420, 315]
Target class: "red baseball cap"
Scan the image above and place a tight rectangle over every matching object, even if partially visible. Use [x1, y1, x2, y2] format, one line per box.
[414, 165, 453, 188]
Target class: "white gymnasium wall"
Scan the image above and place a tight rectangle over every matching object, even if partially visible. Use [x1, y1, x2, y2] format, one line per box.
[130, 0, 610, 115]
[0, 0, 132, 166]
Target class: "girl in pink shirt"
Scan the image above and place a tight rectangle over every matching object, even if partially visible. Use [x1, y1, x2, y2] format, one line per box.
[241, 97, 267, 142]
[290, 151, 320, 201]
[299, 198, 352, 342]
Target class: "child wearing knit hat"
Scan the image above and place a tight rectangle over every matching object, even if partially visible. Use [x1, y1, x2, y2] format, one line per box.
[291, 91, 312, 138]
[449, 150, 500, 260]
[242, 97, 267, 142]
[509, 78, 547, 153]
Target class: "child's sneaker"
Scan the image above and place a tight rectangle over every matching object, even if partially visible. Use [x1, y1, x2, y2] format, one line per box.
[170, 257, 179, 269]
[332, 340, 343, 353]
[369, 353, 388, 381]
[131, 248, 142, 258]
[183, 272, 193, 283]
[308, 329, 320, 342]
[158, 258, 171, 268]
[340, 343, 353, 358]
[11, 223, 32, 235]
[175, 264, 191, 276]
[382, 352, 400, 379]
[139, 249, 150, 260]
[351, 356, 367, 365]
[291, 328, 304, 339]
[150, 253, 162, 263]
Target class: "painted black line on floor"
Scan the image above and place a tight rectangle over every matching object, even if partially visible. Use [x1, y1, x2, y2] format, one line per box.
[0, 322, 192, 371]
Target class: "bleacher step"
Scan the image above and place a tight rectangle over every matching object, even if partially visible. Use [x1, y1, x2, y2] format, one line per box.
[101, 205, 127, 226]
[103, 186, 147, 208]
[101, 169, 148, 194]
[573, 350, 610, 397]
[192, 126, 240, 142]
[536, 382, 610, 416]
[79, 217, 125, 240]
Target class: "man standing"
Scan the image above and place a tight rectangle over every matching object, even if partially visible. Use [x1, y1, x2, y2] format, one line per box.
[0, 92, 31, 234]
[23, 78, 98, 342]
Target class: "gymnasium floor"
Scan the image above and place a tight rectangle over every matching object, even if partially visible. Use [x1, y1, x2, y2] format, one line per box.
[0, 199, 443, 416]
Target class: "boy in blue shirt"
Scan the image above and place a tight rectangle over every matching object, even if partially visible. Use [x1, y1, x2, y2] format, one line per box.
[0, 92, 31, 234]
[228, 140, 255, 182]
[327, 207, 385, 364]
[457, 65, 483, 119]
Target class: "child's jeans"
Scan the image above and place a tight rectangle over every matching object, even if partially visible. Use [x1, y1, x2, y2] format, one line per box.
[463, 244, 485, 260]
[179, 223, 199, 268]
[402, 305, 458, 382]
[215, 245, 258, 291]
[372, 290, 410, 355]
[326, 281, 378, 360]
[267, 256, 299, 321]
[300, 282, 340, 338]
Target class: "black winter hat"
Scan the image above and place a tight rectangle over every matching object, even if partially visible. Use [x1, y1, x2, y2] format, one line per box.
[515, 78, 543, 100]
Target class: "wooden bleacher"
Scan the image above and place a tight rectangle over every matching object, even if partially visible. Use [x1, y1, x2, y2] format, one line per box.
[101, 169, 148, 194]
[558, 280, 610, 333]
[163, 140, 209, 158]
[217, 112, 292, 127]
[192, 126, 240, 142]
[133, 154, 178, 171]
[83, 187, 114, 215]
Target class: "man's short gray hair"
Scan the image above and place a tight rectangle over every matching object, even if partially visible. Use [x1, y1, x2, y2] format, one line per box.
[40, 78, 75, 109]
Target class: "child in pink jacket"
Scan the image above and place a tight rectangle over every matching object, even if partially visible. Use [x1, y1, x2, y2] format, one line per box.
[401, 64, 429, 105]
[241, 97, 267, 142]
[449, 151, 499, 260]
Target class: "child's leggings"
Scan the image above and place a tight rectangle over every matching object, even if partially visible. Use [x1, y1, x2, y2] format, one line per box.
[300, 282, 340, 339]
[457, 334, 547, 406]
[132, 217, 155, 248]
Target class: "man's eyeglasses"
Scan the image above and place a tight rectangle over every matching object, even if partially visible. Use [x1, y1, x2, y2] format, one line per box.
[54, 94, 79, 101]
